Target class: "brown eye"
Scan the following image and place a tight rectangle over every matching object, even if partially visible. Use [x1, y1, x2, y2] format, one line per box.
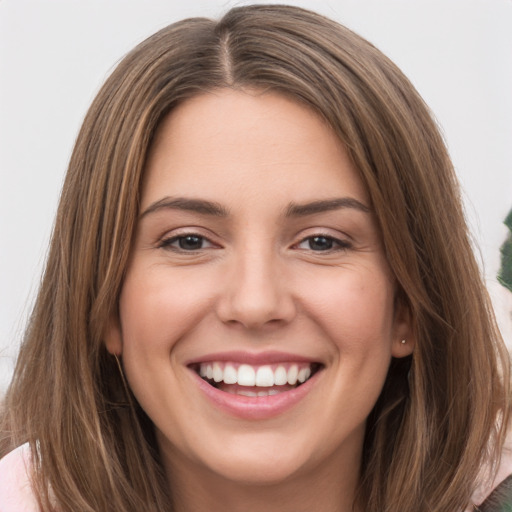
[160, 234, 212, 251]
[296, 235, 351, 252]
[177, 235, 204, 250]
[308, 236, 334, 251]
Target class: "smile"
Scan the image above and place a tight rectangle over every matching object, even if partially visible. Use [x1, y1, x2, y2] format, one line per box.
[193, 362, 319, 396]
[187, 356, 323, 418]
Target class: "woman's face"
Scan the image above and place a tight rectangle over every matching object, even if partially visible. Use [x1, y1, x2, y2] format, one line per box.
[106, 89, 412, 488]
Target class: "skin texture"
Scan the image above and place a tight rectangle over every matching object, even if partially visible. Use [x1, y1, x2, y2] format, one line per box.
[106, 89, 413, 512]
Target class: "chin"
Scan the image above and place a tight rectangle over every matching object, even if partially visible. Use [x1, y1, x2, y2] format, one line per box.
[187, 431, 315, 486]
[205, 453, 308, 486]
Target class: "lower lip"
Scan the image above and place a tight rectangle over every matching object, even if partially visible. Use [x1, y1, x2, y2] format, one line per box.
[191, 370, 320, 420]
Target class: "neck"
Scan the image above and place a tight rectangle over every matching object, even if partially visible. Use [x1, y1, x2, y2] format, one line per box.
[163, 444, 362, 512]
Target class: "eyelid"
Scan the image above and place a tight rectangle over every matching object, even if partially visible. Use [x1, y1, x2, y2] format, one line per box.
[293, 231, 353, 252]
[161, 235, 213, 248]
[157, 228, 220, 252]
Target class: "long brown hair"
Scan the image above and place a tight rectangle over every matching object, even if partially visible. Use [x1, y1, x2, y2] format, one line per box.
[1, 5, 509, 511]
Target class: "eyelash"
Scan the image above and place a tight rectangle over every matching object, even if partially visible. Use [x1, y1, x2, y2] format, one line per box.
[295, 234, 352, 252]
[158, 233, 214, 252]
[158, 232, 352, 253]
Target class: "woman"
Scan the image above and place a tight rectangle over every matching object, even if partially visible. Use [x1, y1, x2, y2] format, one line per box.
[0, 4, 510, 511]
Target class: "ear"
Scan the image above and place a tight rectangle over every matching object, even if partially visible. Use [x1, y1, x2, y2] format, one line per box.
[104, 313, 123, 356]
[391, 294, 415, 358]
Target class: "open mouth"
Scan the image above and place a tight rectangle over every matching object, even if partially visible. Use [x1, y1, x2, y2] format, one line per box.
[189, 361, 322, 397]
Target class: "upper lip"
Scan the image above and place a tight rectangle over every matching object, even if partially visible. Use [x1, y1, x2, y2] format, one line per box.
[185, 350, 320, 366]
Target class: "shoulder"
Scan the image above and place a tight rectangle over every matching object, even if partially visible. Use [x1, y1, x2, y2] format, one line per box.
[469, 436, 512, 511]
[0, 444, 41, 512]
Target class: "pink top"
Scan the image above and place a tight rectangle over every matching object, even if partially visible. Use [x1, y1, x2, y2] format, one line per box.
[1, 442, 511, 511]
[0, 444, 39, 512]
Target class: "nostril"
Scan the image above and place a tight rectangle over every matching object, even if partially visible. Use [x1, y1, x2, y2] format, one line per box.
[215, 273, 297, 328]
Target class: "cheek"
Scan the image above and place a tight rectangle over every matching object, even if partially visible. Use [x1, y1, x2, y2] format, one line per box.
[305, 269, 396, 353]
[118, 266, 216, 353]
[116, 267, 216, 415]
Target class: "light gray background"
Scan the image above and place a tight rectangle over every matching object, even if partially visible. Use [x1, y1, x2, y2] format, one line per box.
[1, 0, 511, 394]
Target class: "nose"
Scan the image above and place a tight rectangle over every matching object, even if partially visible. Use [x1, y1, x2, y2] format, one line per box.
[216, 245, 296, 330]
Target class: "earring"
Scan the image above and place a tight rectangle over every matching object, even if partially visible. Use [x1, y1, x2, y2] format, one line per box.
[401, 339, 406, 344]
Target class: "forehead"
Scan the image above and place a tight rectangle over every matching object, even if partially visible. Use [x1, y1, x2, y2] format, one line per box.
[142, 89, 369, 211]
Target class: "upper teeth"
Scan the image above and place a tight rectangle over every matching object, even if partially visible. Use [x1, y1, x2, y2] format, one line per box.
[198, 362, 312, 387]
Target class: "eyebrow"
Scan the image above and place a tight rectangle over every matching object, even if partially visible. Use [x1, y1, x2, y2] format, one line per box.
[285, 197, 371, 217]
[140, 197, 229, 218]
[140, 195, 370, 220]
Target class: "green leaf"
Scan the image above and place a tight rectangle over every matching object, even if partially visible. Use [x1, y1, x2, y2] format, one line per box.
[498, 208, 512, 292]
